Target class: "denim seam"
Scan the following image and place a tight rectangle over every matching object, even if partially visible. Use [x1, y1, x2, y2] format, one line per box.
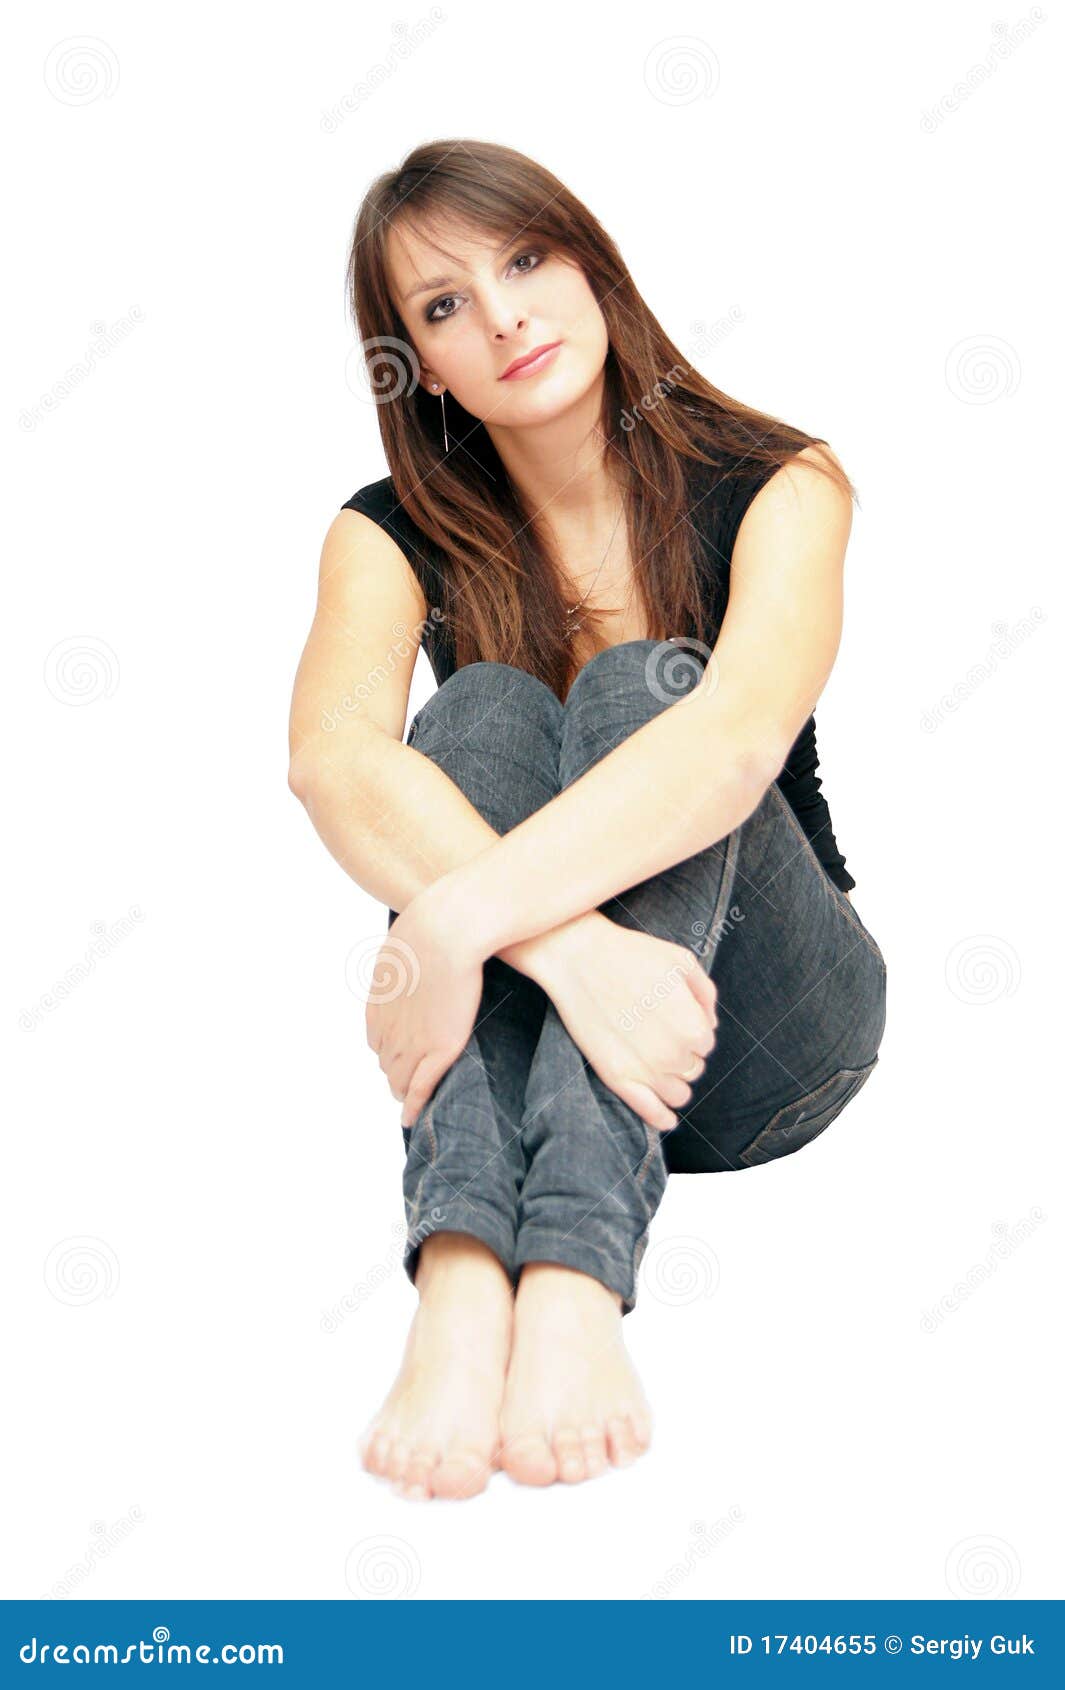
[407, 1099, 438, 1238]
[767, 782, 884, 968]
[739, 1056, 878, 1165]
[700, 821, 743, 968]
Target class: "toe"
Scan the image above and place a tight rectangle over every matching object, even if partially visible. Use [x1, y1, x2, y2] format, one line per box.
[397, 1449, 437, 1500]
[363, 1429, 392, 1476]
[501, 1432, 557, 1487]
[430, 1448, 492, 1499]
[606, 1415, 638, 1467]
[580, 1424, 609, 1478]
[629, 1408, 653, 1452]
[553, 1427, 587, 1484]
[384, 1439, 412, 1485]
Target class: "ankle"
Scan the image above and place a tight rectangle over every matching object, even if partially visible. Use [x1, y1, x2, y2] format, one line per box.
[516, 1260, 624, 1317]
[415, 1232, 515, 1307]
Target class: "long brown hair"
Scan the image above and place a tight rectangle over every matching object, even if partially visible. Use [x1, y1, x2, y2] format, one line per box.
[346, 138, 857, 701]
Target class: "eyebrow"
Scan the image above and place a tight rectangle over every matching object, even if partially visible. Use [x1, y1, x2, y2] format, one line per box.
[401, 237, 518, 303]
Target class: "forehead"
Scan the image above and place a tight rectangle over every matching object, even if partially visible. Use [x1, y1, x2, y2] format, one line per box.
[384, 215, 514, 302]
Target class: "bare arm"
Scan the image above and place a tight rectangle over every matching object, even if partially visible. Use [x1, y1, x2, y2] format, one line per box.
[425, 445, 855, 963]
[288, 509, 605, 982]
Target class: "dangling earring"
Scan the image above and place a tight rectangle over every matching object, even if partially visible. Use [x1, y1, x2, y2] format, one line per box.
[431, 381, 450, 454]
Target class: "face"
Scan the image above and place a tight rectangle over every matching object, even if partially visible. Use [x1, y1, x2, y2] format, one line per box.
[384, 218, 610, 431]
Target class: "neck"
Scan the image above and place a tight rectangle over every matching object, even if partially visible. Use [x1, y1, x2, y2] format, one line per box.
[483, 374, 625, 538]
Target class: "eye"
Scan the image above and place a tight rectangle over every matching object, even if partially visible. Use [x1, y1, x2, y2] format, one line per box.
[424, 250, 545, 324]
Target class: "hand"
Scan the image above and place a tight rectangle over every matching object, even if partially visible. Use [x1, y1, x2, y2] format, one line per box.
[526, 912, 719, 1132]
[364, 892, 485, 1128]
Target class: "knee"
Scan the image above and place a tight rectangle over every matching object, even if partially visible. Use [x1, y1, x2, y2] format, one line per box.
[565, 637, 709, 715]
[418, 659, 562, 734]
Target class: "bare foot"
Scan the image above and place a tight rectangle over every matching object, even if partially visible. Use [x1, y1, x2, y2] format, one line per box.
[499, 1261, 653, 1486]
[358, 1233, 514, 1500]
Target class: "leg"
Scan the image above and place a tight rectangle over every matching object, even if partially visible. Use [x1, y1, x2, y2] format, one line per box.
[386, 661, 565, 1289]
[513, 639, 738, 1312]
[361, 660, 566, 1499]
[500, 638, 885, 1486]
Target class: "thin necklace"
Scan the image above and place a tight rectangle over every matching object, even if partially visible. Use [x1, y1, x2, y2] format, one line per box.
[562, 502, 626, 640]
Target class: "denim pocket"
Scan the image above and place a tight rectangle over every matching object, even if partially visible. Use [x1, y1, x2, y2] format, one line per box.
[738, 1057, 879, 1167]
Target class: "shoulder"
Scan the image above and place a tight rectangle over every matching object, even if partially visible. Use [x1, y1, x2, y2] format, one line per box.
[733, 441, 853, 560]
[340, 473, 400, 521]
[334, 474, 442, 580]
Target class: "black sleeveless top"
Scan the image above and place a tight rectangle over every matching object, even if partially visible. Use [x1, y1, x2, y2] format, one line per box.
[340, 458, 856, 892]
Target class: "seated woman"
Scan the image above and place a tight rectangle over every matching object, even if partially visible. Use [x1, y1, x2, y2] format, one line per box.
[287, 138, 886, 1502]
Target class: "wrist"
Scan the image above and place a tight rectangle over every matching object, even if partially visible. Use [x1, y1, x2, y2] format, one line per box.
[500, 910, 609, 990]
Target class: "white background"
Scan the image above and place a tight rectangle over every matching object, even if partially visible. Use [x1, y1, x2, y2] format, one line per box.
[5, 0, 1060, 1601]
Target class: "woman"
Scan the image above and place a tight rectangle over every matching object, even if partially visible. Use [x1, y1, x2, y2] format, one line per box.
[288, 139, 886, 1502]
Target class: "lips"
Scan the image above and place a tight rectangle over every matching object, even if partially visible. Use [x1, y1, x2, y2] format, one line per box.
[499, 340, 562, 380]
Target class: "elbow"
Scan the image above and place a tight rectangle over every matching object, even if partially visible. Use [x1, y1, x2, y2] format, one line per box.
[288, 747, 328, 803]
[738, 741, 788, 796]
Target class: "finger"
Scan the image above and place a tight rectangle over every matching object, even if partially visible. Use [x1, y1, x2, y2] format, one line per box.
[617, 1080, 677, 1134]
[683, 963, 718, 1019]
[364, 1005, 380, 1055]
[400, 1052, 449, 1130]
[656, 1072, 695, 1108]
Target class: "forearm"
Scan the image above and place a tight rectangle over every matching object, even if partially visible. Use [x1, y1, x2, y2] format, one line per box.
[289, 729, 600, 982]
[437, 691, 778, 961]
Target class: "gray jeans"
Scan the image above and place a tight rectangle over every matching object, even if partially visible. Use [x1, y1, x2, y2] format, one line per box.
[386, 640, 887, 1314]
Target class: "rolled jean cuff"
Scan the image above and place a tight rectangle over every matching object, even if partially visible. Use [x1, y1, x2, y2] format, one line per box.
[512, 1225, 643, 1316]
[403, 1198, 519, 1292]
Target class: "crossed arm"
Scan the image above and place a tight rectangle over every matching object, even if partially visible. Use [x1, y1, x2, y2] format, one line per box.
[419, 445, 854, 967]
